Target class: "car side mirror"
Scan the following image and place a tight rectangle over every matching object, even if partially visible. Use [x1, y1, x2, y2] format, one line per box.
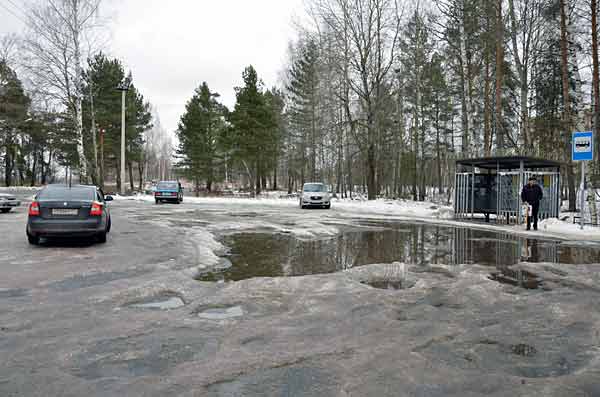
[104, 195, 114, 202]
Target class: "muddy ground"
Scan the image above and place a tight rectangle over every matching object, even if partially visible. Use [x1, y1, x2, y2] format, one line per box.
[1, 198, 600, 396]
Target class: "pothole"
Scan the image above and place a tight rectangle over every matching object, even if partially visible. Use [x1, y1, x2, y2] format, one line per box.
[0, 288, 28, 298]
[511, 343, 537, 357]
[196, 305, 244, 320]
[127, 293, 185, 310]
[360, 279, 415, 290]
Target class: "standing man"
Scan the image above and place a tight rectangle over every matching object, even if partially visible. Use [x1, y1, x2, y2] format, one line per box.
[521, 176, 544, 231]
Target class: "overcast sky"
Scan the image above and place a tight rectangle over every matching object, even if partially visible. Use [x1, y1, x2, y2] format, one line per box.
[0, 0, 303, 134]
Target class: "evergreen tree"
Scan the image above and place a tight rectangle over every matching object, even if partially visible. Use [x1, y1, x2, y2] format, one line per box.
[82, 54, 152, 191]
[286, 39, 320, 184]
[229, 66, 276, 195]
[125, 82, 153, 191]
[263, 88, 286, 190]
[0, 60, 31, 186]
[82, 53, 126, 188]
[175, 82, 227, 194]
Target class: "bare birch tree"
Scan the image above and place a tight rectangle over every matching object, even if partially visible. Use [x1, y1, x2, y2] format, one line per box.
[21, 0, 103, 182]
[307, 0, 402, 200]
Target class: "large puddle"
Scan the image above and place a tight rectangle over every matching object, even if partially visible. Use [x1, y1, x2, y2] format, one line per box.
[197, 221, 600, 282]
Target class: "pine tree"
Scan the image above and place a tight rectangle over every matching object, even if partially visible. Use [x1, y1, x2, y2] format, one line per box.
[125, 83, 153, 191]
[263, 88, 286, 190]
[0, 61, 31, 186]
[175, 82, 227, 194]
[286, 39, 320, 184]
[229, 66, 276, 195]
[82, 54, 152, 191]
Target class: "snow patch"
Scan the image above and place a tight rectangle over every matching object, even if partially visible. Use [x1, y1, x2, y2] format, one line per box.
[538, 218, 600, 238]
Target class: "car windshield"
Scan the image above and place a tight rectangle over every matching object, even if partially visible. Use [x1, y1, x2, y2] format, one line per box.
[303, 184, 325, 192]
[157, 182, 178, 190]
[37, 186, 95, 201]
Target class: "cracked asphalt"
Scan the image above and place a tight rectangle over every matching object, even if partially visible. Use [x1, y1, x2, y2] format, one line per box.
[1, 198, 600, 396]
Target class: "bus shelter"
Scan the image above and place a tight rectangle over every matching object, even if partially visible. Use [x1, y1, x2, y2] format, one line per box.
[454, 156, 561, 224]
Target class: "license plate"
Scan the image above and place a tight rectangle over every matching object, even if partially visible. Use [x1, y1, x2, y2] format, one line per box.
[52, 208, 78, 216]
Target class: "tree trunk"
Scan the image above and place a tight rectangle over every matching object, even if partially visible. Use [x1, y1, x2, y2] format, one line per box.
[255, 159, 261, 196]
[116, 162, 121, 193]
[436, 110, 442, 195]
[89, 82, 98, 185]
[560, 0, 576, 211]
[592, 0, 600, 171]
[366, 140, 377, 200]
[138, 158, 144, 192]
[99, 129, 105, 190]
[459, 3, 470, 156]
[4, 150, 12, 187]
[494, 0, 505, 154]
[128, 161, 134, 191]
[30, 150, 37, 186]
[484, 8, 492, 156]
[273, 160, 278, 191]
[72, 0, 87, 183]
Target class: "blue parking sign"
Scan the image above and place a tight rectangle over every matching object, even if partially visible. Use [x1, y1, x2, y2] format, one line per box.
[572, 131, 594, 161]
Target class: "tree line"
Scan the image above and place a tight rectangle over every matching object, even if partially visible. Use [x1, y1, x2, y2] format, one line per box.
[175, 66, 283, 196]
[0, 0, 170, 191]
[4, 0, 600, 207]
[176, 0, 600, 208]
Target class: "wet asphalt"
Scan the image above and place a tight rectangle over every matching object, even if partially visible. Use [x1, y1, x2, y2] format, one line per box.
[1, 198, 600, 396]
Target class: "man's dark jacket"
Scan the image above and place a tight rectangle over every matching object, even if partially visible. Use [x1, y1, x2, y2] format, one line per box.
[521, 184, 543, 205]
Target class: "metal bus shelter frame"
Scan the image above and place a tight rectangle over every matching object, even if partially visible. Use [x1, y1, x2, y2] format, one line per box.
[454, 156, 561, 224]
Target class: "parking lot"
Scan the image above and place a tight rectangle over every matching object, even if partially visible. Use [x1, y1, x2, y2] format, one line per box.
[2, 197, 600, 396]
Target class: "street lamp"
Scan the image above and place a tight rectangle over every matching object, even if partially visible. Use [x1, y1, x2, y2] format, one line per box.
[116, 79, 130, 195]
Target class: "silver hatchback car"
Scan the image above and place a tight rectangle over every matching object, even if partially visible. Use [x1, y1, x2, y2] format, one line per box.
[299, 183, 331, 209]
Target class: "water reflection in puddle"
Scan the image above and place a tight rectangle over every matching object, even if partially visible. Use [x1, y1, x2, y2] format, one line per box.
[196, 221, 600, 283]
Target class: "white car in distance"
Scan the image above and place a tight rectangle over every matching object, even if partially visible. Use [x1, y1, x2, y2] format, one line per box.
[299, 183, 331, 209]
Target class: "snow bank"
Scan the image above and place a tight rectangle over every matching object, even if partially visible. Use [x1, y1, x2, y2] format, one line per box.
[115, 193, 454, 219]
[334, 199, 454, 219]
[115, 193, 297, 208]
[538, 218, 600, 238]
[0, 186, 39, 191]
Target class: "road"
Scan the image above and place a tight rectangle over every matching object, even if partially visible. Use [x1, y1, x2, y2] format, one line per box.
[1, 197, 600, 396]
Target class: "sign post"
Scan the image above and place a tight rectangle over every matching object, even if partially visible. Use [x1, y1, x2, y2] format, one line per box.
[572, 131, 594, 230]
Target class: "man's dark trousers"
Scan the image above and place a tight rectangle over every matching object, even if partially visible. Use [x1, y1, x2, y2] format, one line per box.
[527, 202, 539, 230]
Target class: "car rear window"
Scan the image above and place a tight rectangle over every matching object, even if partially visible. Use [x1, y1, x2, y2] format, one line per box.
[157, 182, 178, 190]
[37, 187, 95, 201]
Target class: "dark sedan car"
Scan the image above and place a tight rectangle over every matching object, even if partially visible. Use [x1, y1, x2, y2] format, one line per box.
[154, 180, 183, 204]
[26, 184, 113, 245]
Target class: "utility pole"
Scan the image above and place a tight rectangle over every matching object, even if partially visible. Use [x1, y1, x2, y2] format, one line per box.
[116, 80, 130, 194]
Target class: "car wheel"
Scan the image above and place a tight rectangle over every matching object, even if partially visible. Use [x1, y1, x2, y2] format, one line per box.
[27, 233, 39, 245]
[1, 208, 10, 213]
[96, 231, 107, 244]
[155, 199, 159, 204]
[325, 204, 331, 209]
